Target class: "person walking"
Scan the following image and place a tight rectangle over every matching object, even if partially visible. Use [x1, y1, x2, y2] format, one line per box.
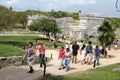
[80, 44, 87, 64]
[69, 42, 73, 53]
[93, 46, 101, 69]
[53, 37, 57, 49]
[86, 41, 93, 65]
[24, 42, 36, 73]
[58, 46, 65, 70]
[65, 43, 69, 49]
[64, 48, 72, 71]
[38, 41, 46, 68]
[79, 40, 84, 54]
[72, 41, 79, 63]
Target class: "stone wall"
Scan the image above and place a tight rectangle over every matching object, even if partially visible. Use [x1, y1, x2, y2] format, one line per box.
[27, 13, 105, 40]
[69, 13, 105, 40]
[27, 15, 74, 35]
[27, 15, 48, 26]
[55, 17, 73, 34]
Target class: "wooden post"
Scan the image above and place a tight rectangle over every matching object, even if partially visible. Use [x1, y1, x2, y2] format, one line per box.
[43, 66, 46, 76]
[51, 54, 52, 59]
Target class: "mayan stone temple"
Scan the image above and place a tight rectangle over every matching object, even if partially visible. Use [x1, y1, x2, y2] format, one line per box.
[69, 13, 105, 40]
[27, 13, 105, 40]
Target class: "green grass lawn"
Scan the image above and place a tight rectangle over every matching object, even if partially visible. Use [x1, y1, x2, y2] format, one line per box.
[0, 36, 65, 49]
[0, 43, 25, 57]
[40, 63, 120, 80]
[0, 35, 65, 57]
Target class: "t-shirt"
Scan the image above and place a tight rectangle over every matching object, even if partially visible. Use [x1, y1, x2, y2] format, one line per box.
[65, 52, 71, 59]
[65, 44, 69, 49]
[72, 44, 79, 52]
[38, 44, 46, 54]
[86, 44, 93, 53]
[59, 49, 65, 58]
[94, 48, 101, 57]
[27, 48, 35, 57]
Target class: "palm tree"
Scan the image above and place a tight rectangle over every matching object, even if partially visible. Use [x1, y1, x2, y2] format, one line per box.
[98, 20, 116, 48]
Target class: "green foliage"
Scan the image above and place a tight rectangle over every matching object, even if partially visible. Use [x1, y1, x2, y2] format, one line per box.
[0, 5, 77, 30]
[28, 18, 60, 33]
[15, 12, 27, 28]
[39, 63, 120, 80]
[98, 19, 116, 47]
[0, 5, 16, 30]
[106, 17, 120, 30]
[25, 10, 79, 20]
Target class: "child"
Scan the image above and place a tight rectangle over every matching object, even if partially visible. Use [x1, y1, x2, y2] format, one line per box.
[93, 46, 101, 69]
[58, 46, 65, 70]
[24, 42, 36, 73]
[81, 44, 86, 64]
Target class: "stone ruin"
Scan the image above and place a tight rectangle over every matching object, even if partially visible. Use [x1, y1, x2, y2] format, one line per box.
[27, 13, 105, 40]
[70, 13, 105, 40]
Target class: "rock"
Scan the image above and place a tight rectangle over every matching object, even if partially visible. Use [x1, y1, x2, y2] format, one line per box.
[0, 57, 7, 61]
[113, 67, 120, 72]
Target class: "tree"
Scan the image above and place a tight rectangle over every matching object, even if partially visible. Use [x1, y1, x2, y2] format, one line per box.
[15, 12, 27, 28]
[9, 6, 13, 10]
[98, 20, 116, 48]
[28, 18, 60, 33]
[0, 5, 16, 30]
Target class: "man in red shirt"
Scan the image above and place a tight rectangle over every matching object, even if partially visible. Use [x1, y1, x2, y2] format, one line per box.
[38, 41, 46, 68]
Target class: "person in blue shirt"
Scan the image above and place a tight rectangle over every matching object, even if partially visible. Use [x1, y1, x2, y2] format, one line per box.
[93, 46, 101, 69]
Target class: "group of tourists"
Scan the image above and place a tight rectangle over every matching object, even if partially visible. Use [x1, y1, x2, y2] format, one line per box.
[23, 41, 46, 73]
[58, 40, 105, 71]
[23, 38, 110, 73]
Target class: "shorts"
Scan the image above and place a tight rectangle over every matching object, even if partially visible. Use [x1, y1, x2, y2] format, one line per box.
[94, 56, 99, 60]
[27, 57, 35, 67]
[73, 51, 78, 56]
[87, 53, 93, 57]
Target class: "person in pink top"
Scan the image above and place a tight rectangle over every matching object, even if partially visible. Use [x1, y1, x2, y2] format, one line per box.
[58, 46, 65, 70]
[38, 41, 46, 68]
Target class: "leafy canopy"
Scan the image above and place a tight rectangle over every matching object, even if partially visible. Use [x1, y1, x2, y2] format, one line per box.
[28, 18, 60, 33]
[98, 19, 116, 47]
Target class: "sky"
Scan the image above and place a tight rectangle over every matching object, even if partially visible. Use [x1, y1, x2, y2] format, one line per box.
[0, 0, 120, 18]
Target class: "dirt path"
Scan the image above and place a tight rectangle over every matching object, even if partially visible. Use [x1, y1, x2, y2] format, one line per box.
[17, 49, 120, 76]
[43, 49, 120, 75]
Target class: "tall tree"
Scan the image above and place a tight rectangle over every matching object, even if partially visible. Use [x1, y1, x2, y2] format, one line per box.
[98, 20, 116, 48]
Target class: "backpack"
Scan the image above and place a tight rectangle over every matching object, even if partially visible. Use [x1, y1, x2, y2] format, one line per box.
[86, 44, 92, 53]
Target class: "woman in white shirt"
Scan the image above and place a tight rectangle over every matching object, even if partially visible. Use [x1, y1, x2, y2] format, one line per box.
[64, 48, 73, 71]
[81, 44, 87, 64]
